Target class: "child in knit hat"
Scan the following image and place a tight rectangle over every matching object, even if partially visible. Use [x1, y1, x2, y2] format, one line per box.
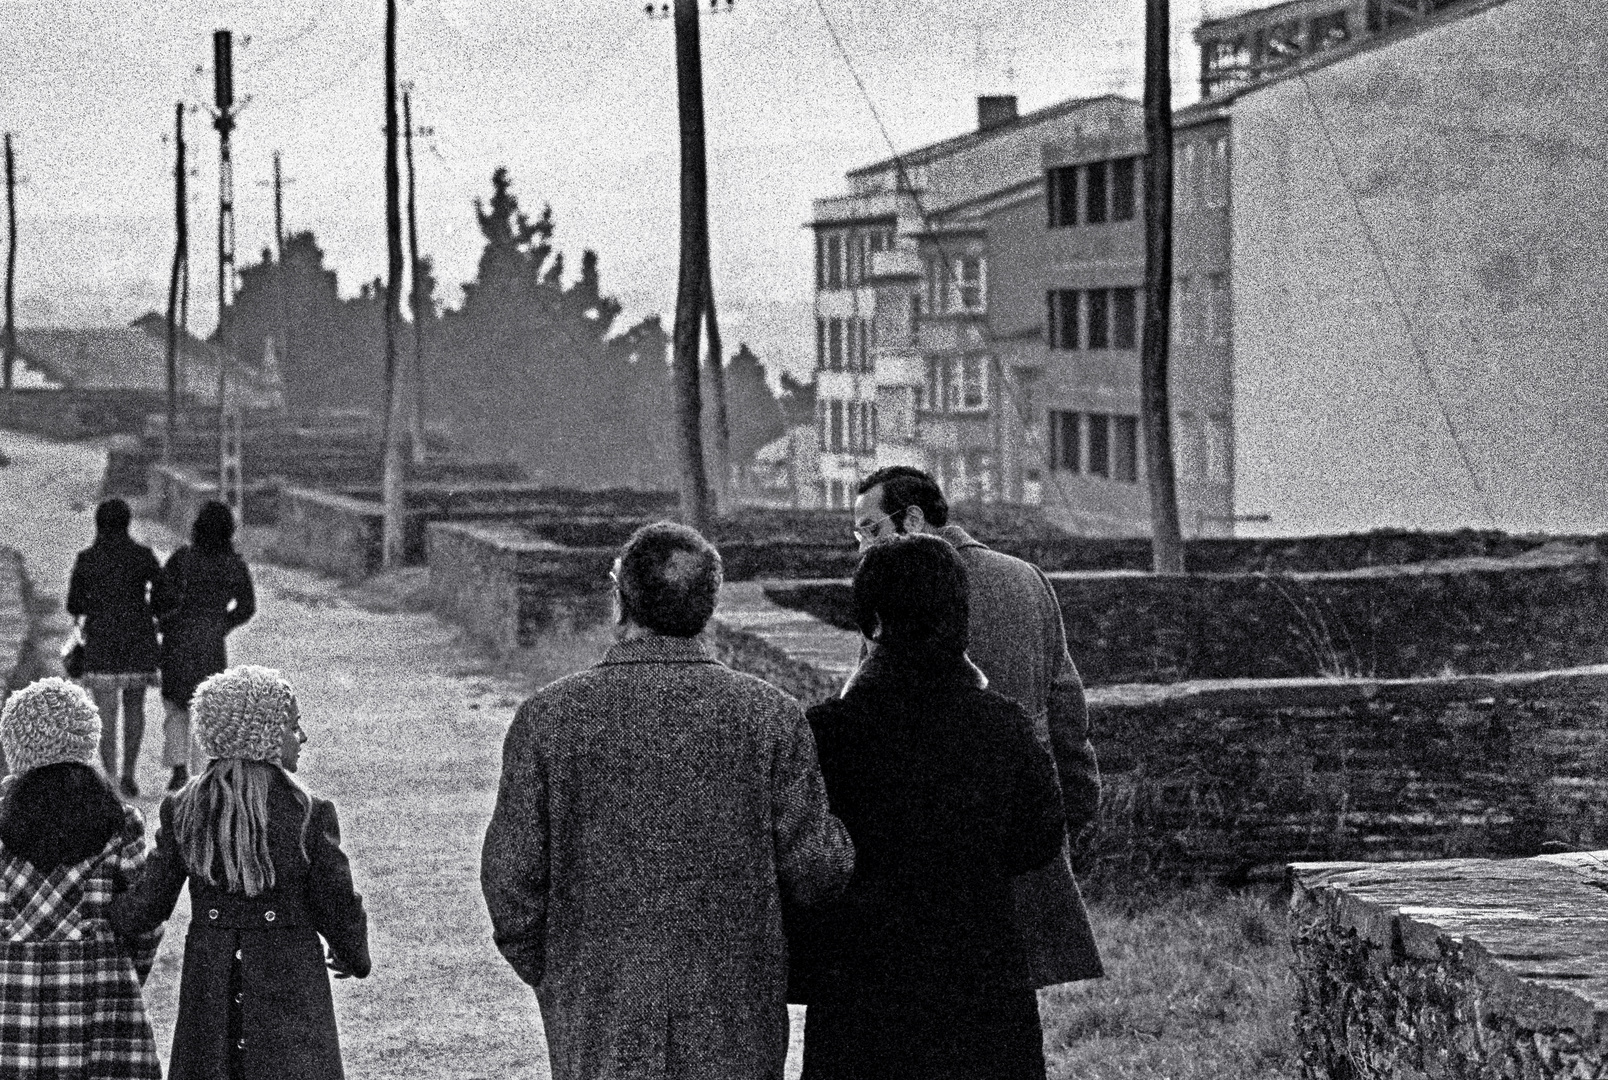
[110, 665, 370, 1080]
[0, 677, 163, 1079]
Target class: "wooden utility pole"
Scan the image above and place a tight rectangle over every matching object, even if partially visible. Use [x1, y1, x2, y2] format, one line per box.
[213, 30, 241, 502]
[703, 276, 730, 511]
[379, 0, 406, 568]
[671, 0, 713, 533]
[3, 134, 16, 393]
[165, 106, 188, 459]
[1141, 0, 1185, 573]
[271, 151, 291, 402]
[402, 89, 426, 466]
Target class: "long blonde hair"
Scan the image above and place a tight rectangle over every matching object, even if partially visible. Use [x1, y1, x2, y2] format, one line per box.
[172, 759, 313, 896]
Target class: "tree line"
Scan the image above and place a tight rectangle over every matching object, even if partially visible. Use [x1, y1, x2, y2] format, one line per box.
[221, 168, 814, 489]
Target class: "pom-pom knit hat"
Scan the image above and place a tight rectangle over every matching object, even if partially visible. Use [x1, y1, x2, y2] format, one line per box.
[193, 665, 296, 763]
[1, 677, 102, 778]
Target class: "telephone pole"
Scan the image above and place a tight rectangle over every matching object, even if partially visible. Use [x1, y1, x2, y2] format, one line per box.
[402, 89, 427, 466]
[671, 0, 713, 532]
[703, 275, 730, 510]
[165, 106, 189, 459]
[3, 134, 16, 393]
[380, 0, 407, 568]
[271, 150, 291, 403]
[213, 30, 241, 503]
[1141, 0, 1185, 573]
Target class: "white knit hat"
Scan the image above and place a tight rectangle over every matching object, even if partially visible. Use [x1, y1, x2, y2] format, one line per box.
[192, 665, 296, 763]
[1, 677, 102, 778]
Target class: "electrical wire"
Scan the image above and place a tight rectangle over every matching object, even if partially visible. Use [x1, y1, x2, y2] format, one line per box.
[1296, 70, 1498, 527]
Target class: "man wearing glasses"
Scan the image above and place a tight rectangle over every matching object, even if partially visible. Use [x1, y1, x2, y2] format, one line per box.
[850, 465, 1104, 992]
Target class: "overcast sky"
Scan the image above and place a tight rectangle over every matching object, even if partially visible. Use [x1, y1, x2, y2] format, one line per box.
[0, 0, 1263, 382]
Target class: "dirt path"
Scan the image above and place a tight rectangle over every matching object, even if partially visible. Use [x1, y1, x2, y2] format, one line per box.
[0, 431, 810, 1079]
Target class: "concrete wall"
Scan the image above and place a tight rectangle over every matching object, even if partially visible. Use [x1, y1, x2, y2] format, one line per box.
[1291, 850, 1608, 1078]
[1230, 0, 1608, 534]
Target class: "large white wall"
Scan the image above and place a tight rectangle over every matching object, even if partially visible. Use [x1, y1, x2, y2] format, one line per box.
[1230, 0, 1608, 535]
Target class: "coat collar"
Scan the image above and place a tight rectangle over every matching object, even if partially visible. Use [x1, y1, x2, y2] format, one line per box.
[599, 633, 716, 667]
[935, 523, 988, 552]
[841, 639, 988, 699]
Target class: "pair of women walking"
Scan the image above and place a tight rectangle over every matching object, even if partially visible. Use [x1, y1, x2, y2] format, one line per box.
[65, 498, 255, 795]
[0, 666, 371, 1080]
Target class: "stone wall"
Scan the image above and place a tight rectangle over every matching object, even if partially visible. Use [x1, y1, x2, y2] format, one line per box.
[269, 487, 387, 581]
[1290, 852, 1608, 1079]
[0, 548, 33, 701]
[767, 545, 1608, 684]
[149, 465, 278, 535]
[1088, 666, 1608, 886]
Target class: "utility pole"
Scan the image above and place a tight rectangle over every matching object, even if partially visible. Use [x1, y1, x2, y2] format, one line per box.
[379, 0, 406, 568]
[165, 106, 189, 460]
[271, 150, 291, 406]
[671, 0, 713, 532]
[3, 134, 15, 393]
[1141, 0, 1185, 573]
[402, 88, 427, 466]
[703, 275, 730, 511]
[213, 30, 242, 505]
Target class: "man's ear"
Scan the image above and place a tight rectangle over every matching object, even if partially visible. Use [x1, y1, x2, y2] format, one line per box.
[902, 505, 927, 533]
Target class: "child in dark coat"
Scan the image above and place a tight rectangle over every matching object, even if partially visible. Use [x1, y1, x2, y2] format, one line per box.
[0, 678, 164, 1079]
[112, 665, 370, 1080]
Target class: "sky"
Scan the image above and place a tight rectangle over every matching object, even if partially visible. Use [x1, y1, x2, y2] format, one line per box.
[0, 0, 1258, 385]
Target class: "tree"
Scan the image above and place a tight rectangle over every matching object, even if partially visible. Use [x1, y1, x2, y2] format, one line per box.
[777, 371, 818, 429]
[718, 343, 786, 466]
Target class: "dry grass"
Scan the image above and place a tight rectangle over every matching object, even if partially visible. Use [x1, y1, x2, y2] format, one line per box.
[1042, 886, 1300, 1080]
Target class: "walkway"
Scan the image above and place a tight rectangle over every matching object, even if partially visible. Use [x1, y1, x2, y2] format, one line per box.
[0, 431, 810, 1079]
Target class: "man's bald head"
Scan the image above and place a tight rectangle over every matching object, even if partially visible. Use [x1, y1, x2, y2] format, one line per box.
[616, 521, 724, 637]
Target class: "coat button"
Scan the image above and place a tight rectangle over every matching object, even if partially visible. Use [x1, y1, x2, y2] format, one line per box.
[234, 949, 242, 960]
[264, 910, 276, 922]
[208, 909, 219, 920]
[233, 992, 243, 1004]
[236, 1038, 246, 1050]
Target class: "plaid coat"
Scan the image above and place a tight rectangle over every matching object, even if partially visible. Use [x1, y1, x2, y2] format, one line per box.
[481, 634, 855, 1080]
[0, 803, 163, 1080]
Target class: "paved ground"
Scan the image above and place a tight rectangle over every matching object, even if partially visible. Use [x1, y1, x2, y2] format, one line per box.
[0, 431, 810, 1079]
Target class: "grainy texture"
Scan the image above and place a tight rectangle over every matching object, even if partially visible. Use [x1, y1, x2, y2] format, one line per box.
[1290, 853, 1608, 1079]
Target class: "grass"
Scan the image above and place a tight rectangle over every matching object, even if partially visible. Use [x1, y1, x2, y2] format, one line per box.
[1042, 886, 1300, 1080]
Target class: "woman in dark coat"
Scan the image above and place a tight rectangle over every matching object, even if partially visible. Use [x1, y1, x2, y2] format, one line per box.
[111, 665, 371, 1080]
[66, 498, 164, 796]
[791, 534, 1068, 1080]
[157, 500, 255, 791]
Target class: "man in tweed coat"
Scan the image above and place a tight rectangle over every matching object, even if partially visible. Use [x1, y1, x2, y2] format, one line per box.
[482, 521, 855, 1080]
[852, 466, 1104, 988]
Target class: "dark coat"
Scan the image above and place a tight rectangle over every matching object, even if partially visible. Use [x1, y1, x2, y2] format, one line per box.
[157, 546, 256, 707]
[66, 535, 164, 674]
[110, 768, 371, 1080]
[481, 633, 855, 1080]
[791, 644, 1064, 1078]
[935, 524, 1105, 985]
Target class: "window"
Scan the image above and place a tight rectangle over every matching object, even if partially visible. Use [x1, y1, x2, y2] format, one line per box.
[1112, 287, 1137, 350]
[908, 293, 922, 346]
[1113, 415, 1139, 482]
[1047, 290, 1080, 350]
[846, 398, 858, 452]
[1050, 410, 1081, 472]
[961, 357, 985, 410]
[1047, 165, 1078, 228]
[815, 234, 825, 290]
[845, 320, 858, 372]
[862, 317, 874, 373]
[1087, 290, 1110, 350]
[956, 257, 985, 311]
[1180, 144, 1197, 209]
[829, 400, 844, 453]
[1111, 157, 1136, 221]
[815, 318, 826, 370]
[828, 318, 844, 370]
[924, 358, 942, 413]
[1208, 136, 1230, 209]
[870, 403, 878, 447]
[1085, 161, 1108, 224]
[1086, 413, 1111, 477]
[825, 234, 843, 289]
[817, 400, 827, 450]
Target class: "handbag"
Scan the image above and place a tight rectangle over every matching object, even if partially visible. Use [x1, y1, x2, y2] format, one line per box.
[61, 625, 86, 680]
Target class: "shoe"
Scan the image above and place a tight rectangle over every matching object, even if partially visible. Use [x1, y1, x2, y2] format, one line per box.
[167, 765, 189, 791]
[119, 776, 140, 799]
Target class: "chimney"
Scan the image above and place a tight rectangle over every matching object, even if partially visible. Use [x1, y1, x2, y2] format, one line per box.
[977, 95, 1019, 132]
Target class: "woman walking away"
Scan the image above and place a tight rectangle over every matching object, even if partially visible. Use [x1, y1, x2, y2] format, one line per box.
[790, 535, 1068, 1080]
[111, 665, 371, 1080]
[66, 497, 164, 797]
[157, 499, 255, 791]
[0, 678, 164, 1080]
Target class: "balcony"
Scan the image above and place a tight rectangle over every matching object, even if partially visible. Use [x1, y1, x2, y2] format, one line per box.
[917, 316, 988, 354]
[872, 349, 924, 388]
[867, 248, 922, 281]
[811, 189, 921, 227]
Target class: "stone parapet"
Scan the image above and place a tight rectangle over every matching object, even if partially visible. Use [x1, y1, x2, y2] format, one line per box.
[1291, 852, 1608, 1079]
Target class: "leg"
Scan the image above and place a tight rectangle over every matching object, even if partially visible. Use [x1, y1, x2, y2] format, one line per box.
[88, 683, 121, 777]
[121, 685, 147, 783]
[162, 697, 193, 788]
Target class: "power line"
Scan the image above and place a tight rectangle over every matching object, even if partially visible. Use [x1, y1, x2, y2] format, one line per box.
[1296, 71, 1497, 526]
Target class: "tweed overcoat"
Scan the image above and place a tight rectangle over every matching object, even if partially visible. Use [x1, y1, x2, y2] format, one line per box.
[66, 535, 165, 675]
[156, 546, 256, 708]
[111, 769, 372, 1080]
[481, 634, 855, 1080]
[934, 524, 1104, 985]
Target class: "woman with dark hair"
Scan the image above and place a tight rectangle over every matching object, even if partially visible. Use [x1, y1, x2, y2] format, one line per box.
[791, 534, 1068, 1080]
[66, 497, 164, 797]
[156, 500, 256, 792]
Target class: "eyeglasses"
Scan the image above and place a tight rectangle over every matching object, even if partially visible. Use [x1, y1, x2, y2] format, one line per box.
[852, 508, 905, 545]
